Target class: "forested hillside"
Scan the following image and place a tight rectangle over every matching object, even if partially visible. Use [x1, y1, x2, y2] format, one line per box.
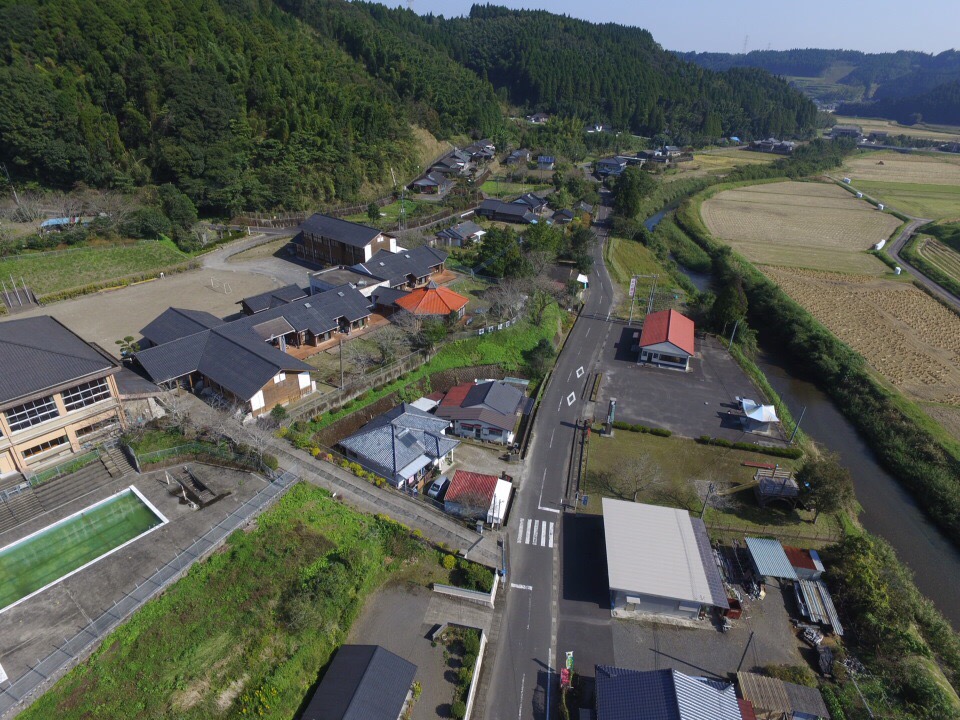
[0, 0, 819, 214]
[681, 48, 960, 123]
[399, 5, 817, 142]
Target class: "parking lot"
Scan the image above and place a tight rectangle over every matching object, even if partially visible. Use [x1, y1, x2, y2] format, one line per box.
[556, 513, 805, 708]
[595, 329, 787, 442]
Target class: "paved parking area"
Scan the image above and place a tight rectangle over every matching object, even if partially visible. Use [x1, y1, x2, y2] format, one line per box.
[555, 513, 805, 708]
[0, 467, 268, 686]
[596, 330, 785, 442]
[348, 585, 482, 719]
[449, 443, 515, 480]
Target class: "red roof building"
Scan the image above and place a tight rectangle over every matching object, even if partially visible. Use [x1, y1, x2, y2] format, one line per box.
[637, 309, 695, 371]
[395, 281, 468, 317]
[443, 469, 500, 520]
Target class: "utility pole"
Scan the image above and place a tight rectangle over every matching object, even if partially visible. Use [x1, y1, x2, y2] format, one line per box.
[788, 405, 807, 444]
[339, 337, 344, 389]
[729, 319, 739, 346]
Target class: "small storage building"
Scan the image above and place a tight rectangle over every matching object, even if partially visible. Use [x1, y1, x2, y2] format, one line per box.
[637, 309, 695, 370]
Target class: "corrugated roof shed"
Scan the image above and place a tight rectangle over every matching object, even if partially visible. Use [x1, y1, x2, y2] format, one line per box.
[737, 672, 830, 720]
[745, 537, 799, 580]
[594, 666, 741, 720]
[0, 316, 120, 407]
[797, 579, 844, 636]
[301, 645, 416, 720]
[602, 499, 727, 609]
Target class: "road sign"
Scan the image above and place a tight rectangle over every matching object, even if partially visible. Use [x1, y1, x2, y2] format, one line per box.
[628, 277, 637, 298]
[582, 495, 589, 507]
[560, 668, 571, 688]
[566, 651, 574, 670]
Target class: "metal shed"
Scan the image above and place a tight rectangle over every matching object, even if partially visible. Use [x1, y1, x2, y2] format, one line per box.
[744, 537, 799, 581]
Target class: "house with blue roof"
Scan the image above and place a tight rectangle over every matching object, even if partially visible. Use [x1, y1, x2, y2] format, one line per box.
[595, 666, 742, 720]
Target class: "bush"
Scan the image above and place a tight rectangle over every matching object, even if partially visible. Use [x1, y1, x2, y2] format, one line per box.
[442, 554, 457, 570]
[611, 421, 672, 437]
[695, 436, 803, 459]
[261, 453, 279, 470]
[451, 700, 466, 719]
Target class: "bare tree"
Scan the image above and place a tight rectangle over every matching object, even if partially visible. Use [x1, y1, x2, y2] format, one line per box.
[341, 340, 377, 379]
[241, 420, 277, 463]
[372, 325, 410, 364]
[10, 191, 44, 223]
[86, 190, 136, 228]
[623, 453, 664, 502]
[486, 278, 526, 319]
[48, 190, 85, 221]
[526, 249, 555, 277]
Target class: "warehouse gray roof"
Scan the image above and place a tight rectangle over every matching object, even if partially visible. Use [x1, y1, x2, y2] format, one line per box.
[602, 499, 728, 609]
[301, 645, 416, 720]
[353, 247, 448, 288]
[0, 316, 119, 408]
[301, 213, 385, 248]
[140, 307, 223, 345]
[745, 537, 799, 581]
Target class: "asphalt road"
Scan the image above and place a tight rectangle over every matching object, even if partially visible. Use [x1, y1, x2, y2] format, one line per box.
[887, 216, 960, 311]
[484, 192, 621, 720]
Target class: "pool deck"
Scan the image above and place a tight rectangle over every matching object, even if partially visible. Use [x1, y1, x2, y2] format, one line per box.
[0, 466, 269, 698]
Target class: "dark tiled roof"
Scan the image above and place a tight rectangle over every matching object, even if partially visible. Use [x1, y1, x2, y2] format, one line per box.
[301, 645, 417, 720]
[140, 307, 223, 345]
[513, 193, 547, 210]
[301, 213, 383, 248]
[595, 666, 741, 720]
[437, 221, 484, 242]
[371, 286, 410, 307]
[464, 381, 525, 415]
[0, 316, 119, 407]
[435, 381, 525, 431]
[353, 247, 448, 288]
[477, 199, 537, 223]
[240, 284, 307, 314]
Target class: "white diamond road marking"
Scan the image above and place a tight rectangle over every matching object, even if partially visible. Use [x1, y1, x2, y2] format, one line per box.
[532, 520, 540, 545]
[566, 392, 576, 406]
[525, 518, 533, 545]
[576, 366, 585, 378]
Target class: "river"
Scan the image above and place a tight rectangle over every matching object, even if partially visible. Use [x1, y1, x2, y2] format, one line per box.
[645, 202, 960, 626]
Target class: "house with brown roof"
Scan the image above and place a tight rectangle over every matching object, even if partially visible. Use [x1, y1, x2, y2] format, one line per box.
[0, 317, 124, 477]
[434, 380, 530, 445]
[443, 469, 513, 524]
[636, 309, 696, 371]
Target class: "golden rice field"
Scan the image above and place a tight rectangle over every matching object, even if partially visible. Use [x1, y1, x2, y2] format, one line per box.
[761, 266, 960, 405]
[700, 181, 899, 274]
[844, 152, 960, 186]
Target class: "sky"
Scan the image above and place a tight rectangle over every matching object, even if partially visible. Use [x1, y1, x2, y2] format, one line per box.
[382, 0, 959, 55]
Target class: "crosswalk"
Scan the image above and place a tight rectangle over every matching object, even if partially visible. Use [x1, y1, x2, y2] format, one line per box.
[515, 518, 556, 548]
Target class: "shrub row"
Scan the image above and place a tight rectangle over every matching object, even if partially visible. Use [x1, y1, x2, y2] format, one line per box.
[611, 420, 671, 437]
[695, 435, 803, 459]
[677, 186, 960, 547]
[37, 260, 199, 304]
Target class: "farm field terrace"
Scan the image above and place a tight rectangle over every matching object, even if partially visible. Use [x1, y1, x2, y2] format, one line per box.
[700, 181, 898, 274]
[20, 483, 426, 720]
[831, 115, 960, 142]
[761, 266, 960, 406]
[916, 235, 960, 285]
[841, 151, 960, 218]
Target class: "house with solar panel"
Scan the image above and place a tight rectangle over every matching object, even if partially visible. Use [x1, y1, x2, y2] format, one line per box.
[602, 499, 729, 621]
[338, 403, 459, 490]
[594, 665, 743, 720]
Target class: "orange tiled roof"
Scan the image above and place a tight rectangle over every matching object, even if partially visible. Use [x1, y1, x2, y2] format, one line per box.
[395, 282, 468, 315]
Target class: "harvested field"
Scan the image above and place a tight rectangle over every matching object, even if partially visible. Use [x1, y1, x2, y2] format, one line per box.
[917, 236, 960, 284]
[833, 115, 960, 142]
[844, 151, 960, 186]
[761, 265, 960, 405]
[701, 181, 898, 274]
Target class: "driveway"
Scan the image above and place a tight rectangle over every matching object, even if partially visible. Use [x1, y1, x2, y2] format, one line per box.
[596, 332, 785, 442]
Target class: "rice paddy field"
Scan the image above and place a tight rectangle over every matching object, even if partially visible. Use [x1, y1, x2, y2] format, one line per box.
[841, 152, 960, 219]
[700, 181, 899, 274]
[761, 266, 960, 405]
[659, 148, 775, 181]
[917, 236, 960, 285]
[832, 115, 960, 142]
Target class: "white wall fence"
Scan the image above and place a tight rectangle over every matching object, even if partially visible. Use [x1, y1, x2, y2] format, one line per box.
[464, 631, 489, 720]
[432, 571, 500, 609]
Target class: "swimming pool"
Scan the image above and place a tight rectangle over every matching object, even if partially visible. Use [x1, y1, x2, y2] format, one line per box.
[0, 486, 168, 614]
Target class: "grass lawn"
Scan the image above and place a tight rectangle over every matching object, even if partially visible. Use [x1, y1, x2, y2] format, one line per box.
[21, 483, 427, 720]
[448, 276, 494, 308]
[480, 178, 550, 198]
[0, 240, 190, 297]
[344, 198, 431, 226]
[605, 235, 687, 319]
[849, 179, 960, 219]
[584, 431, 839, 546]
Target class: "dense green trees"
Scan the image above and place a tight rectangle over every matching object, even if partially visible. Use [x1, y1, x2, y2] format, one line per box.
[839, 81, 960, 126]
[613, 167, 656, 219]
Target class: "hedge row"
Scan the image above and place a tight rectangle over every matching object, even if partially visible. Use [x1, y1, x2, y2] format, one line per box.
[38, 260, 199, 304]
[611, 421, 671, 437]
[676, 186, 960, 548]
[695, 435, 803, 459]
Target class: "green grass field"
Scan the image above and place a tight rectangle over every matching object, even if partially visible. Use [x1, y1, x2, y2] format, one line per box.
[21, 483, 424, 720]
[585, 431, 838, 545]
[0, 241, 190, 297]
[849, 179, 960, 219]
[0, 491, 162, 611]
[480, 178, 550, 198]
[344, 198, 431, 225]
[605, 235, 687, 319]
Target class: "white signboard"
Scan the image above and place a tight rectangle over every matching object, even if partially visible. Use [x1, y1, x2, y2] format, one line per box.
[628, 277, 637, 298]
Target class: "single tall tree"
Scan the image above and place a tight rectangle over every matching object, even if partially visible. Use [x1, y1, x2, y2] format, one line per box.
[797, 452, 855, 521]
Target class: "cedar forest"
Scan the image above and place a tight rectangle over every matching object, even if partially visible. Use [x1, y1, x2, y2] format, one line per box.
[0, 0, 817, 215]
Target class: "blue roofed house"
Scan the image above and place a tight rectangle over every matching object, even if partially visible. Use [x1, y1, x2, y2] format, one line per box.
[595, 665, 742, 720]
[537, 155, 556, 171]
[338, 403, 459, 491]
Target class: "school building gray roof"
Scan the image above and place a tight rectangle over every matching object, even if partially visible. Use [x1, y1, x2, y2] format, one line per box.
[139, 307, 223, 346]
[301, 213, 384, 248]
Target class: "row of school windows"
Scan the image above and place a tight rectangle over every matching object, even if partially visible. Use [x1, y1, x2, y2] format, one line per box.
[3, 378, 112, 434]
[20, 416, 118, 460]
